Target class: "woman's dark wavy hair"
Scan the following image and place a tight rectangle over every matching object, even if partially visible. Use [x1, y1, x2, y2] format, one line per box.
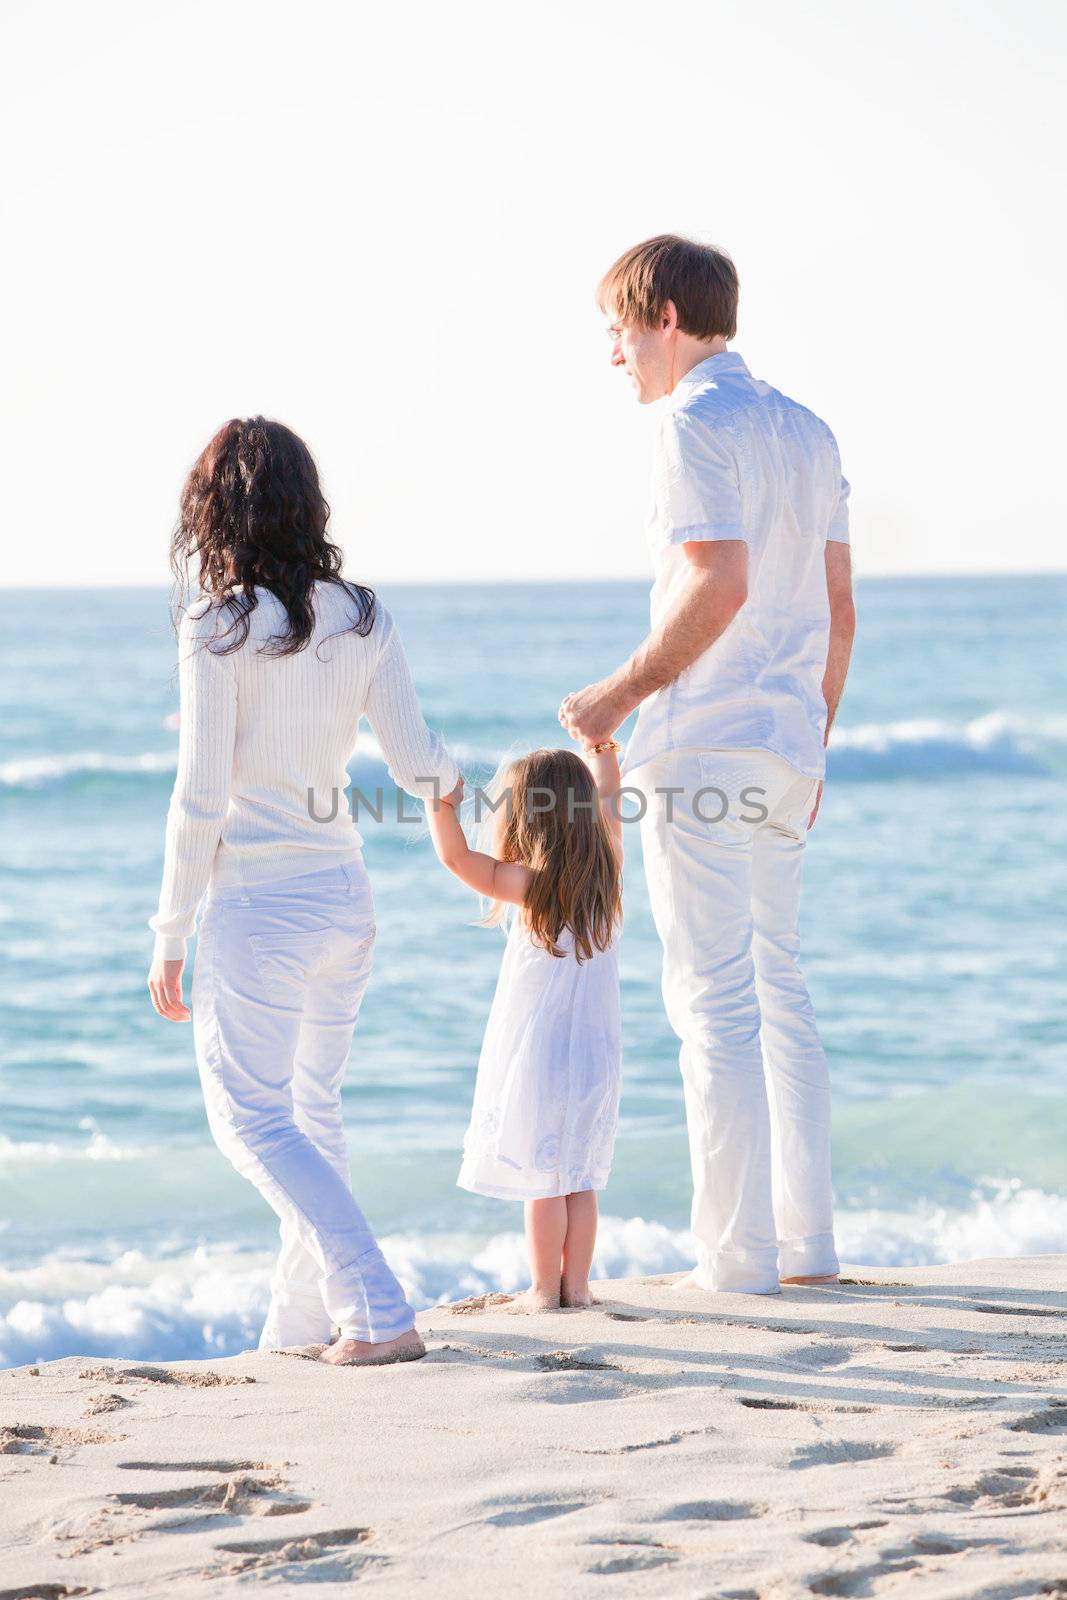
[170, 416, 375, 655]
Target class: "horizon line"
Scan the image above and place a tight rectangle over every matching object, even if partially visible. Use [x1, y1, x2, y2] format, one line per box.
[1, 567, 1066, 592]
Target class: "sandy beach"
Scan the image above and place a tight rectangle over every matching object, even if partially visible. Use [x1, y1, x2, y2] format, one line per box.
[2, 1256, 1064, 1599]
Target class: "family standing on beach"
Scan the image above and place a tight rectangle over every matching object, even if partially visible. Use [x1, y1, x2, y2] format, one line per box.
[147, 235, 856, 1367]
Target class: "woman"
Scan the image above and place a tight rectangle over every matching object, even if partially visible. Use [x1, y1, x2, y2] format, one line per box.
[147, 417, 462, 1367]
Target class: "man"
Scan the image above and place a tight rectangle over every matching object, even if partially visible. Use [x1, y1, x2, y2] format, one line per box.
[559, 234, 855, 1295]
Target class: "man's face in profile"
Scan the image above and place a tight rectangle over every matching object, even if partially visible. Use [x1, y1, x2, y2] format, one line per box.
[605, 306, 672, 404]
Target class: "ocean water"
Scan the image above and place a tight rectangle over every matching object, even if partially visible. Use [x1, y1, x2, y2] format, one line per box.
[1, 576, 1065, 1367]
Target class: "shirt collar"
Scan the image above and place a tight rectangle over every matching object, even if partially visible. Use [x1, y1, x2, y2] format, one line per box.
[674, 349, 750, 390]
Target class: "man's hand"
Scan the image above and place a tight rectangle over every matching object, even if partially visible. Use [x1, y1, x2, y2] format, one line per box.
[807, 780, 823, 831]
[148, 957, 190, 1022]
[439, 774, 465, 810]
[558, 680, 628, 750]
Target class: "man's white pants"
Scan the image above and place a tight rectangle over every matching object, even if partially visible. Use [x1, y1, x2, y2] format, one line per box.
[635, 747, 839, 1294]
[191, 858, 416, 1348]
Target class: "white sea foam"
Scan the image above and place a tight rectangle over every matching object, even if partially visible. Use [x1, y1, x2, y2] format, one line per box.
[826, 711, 1065, 779]
[4, 712, 1063, 794]
[0, 750, 177, 788]
[0, 1120, 154, 1166]
[834, 1177, 1067, 1266]
[2, 1184, 1064, 1368]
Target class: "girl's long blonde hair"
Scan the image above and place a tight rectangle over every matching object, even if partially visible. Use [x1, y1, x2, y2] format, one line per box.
[474, 747, 622, 963]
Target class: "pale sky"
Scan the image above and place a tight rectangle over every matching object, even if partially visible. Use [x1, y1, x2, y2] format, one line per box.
[3, 0, 1064, 586]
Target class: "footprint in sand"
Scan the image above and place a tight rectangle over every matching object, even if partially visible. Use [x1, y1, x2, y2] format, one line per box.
[803, 1521, 889, 1547]
[536, 1351, 620, 1372]
[585, 1538, 678, 1575]
[1, 1423, 123, 1456]
[483, 1500, 589, 1527]
[80, 1364, 254, 1388]
[569, 1423, 718, 1457]
[1010, 1403, 1067, 1434]
[809, 1538, 1006, 1598]
[836, 1278, 908, 1288]
[789, 1440, 897, 1470]
[738, 1396, 875, 1415]
[652, 1500, 766, 1523]
[112, 1473, 311, 1519]
[209, 1525, 374, 1579]
[52, 1467, 301, 1560]
[0, 1585, 93, 1599]
[809, 1557, 921, 1596]
[783, 1341, 854, 1370]
[118, 1458, 278, 1473]
[884, 1533, 1001, 1558]
[425, 1341, 523, 1365]
[944, 1464, 1063, 1510]
[972, 1302, 1062, 1318]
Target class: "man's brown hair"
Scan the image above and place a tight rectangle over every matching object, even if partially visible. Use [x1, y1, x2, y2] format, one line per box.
[597, 234, 739, 341]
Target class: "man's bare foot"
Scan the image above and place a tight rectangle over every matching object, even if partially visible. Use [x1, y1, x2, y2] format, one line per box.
[318, 1328, 426, 1366]
[780, 1274, 840, 1285]
[560, 1282, 596, 1308]
[504, 1286, 560, 1313]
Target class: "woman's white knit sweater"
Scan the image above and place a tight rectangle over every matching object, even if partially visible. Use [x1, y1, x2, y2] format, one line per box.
[149, 582, 461, 962]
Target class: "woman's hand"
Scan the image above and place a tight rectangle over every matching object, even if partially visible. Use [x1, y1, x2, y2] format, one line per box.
[148, 957, 190, 1022]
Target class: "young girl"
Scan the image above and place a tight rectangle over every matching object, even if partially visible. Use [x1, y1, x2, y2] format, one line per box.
[427, 742, 624, 1311]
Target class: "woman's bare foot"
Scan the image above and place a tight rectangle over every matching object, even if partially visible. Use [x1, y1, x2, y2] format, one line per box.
[560, 1281, 596, 1308]
[318, 1328, 426, 1366]
[504, 1286, 560, 1313]
[780, 1274, 839, 1286]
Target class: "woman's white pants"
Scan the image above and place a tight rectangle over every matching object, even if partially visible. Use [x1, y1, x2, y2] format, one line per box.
[634, 747, 840, 1294]
[191, 857, 415, 1348]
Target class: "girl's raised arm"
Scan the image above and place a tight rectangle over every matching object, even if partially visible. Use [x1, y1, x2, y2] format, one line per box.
[585, 742, 624, 862]
[426, 790, 531, 906]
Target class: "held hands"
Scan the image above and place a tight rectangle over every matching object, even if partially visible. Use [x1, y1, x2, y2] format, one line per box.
[148, 957, 190, 1022]
[558, 680, 627, 752]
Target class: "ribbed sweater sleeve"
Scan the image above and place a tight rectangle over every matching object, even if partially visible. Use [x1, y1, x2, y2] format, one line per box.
[149, 606, 238, 962]
[364, 608, 461, 803]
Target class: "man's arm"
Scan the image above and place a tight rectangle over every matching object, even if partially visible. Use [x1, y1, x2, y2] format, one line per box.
[822, 540, 855, 743]
[806, 539, 855, 832]
[612, 540, 748, 715]
[560, 541, 748, 743]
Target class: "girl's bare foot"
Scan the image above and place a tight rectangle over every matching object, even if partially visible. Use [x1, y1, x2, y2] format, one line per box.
[504, 1286, 560, 1313]
[780, 1274, 839, 1285]
[560, 1281, 596, 1308]
[318, 1328, 426, 1366]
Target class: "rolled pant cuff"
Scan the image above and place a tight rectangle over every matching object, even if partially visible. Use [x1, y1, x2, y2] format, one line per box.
[692, 1246, 782, 1296]
[324, 1245, 415, 1343]
[778, 1232, 839, 1280]
[336, 1314, 418, 1344]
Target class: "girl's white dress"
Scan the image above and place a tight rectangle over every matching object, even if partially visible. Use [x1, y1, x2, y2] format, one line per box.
[458, 909, 622, 1200]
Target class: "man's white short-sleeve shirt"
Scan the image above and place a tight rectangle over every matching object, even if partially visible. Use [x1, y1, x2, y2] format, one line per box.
[620, 350, 851, 784]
